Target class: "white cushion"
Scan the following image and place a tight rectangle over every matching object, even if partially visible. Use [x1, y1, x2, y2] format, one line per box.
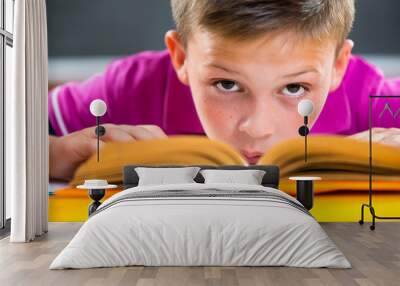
[135, 167, 200, 186]
[200, 169, 266, 185]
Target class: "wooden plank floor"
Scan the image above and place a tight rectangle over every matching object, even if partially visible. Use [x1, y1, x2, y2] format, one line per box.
[0, 223, 399, 286]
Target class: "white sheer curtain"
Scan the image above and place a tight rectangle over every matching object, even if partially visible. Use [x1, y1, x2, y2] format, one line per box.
[7, 0, 48, 242]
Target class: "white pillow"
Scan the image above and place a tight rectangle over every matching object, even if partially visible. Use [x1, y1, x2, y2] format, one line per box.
[135, 167, 200, 186]
[200, 169, 266, 185]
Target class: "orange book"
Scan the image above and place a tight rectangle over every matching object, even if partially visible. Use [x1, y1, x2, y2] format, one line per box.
[70, 135, 400, 194]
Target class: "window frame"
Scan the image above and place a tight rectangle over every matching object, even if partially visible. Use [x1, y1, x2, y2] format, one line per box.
[0, 0, 13, 233]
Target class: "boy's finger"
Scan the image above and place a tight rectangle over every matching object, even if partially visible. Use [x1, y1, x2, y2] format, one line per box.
[347, 132, 367, 140]
[85, 137, 106, 154]
[388, 127, 400, 134]
[118, 125, 167, 140]
[393, 134, 400, 144]
[381, 134, 400, 147]
[140, 125, 168, 138]
[117, 125, 155, 140]
[348, 128, 391, 139]
[99, 127, 137, 142]
[66, 136, 105, 163]
[371, 127, 388, 133]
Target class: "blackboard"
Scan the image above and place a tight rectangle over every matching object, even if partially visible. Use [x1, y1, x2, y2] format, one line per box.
[47, 0, 400, 57]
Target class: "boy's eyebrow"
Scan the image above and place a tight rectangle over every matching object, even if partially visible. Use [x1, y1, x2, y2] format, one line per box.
[206, 62, 321, 79]
[205, 63, 240, 75]
[206, 63, 320, 77]
[283, 68, 320, 78]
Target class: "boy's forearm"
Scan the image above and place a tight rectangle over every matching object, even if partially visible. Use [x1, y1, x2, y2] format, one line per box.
[49, 135, 67, 181]
[49, 135, 59, 180]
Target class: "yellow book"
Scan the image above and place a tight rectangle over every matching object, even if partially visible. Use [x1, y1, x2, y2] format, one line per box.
[70, 134, 400, 194]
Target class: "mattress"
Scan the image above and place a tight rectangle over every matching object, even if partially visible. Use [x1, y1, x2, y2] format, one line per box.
[50, 183, 350, 269]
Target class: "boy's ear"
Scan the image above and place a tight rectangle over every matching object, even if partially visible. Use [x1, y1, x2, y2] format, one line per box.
[330, 39, 354, 91]
[165, 30, 189, 85]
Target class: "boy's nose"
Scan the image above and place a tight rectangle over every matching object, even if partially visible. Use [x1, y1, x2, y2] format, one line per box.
[238, 100, 277, 139]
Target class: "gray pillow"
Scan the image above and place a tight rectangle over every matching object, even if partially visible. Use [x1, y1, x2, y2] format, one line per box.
[135, 167, 201, 186]
[200, 169, 266, 185]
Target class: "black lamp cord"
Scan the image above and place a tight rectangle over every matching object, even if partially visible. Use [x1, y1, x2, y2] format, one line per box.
[305, 132, 308, 162]
[96, 116, 100, 162]
[304, 116, 308, 163]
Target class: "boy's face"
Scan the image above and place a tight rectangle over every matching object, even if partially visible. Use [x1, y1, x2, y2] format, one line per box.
[166, 29, 353, 164]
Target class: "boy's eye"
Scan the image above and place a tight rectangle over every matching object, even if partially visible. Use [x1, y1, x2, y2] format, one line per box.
[282, 84, 306, 97]
[215, 80, 241, 92]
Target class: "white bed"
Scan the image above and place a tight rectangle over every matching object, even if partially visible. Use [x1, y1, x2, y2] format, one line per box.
[50, 183, 350, 269]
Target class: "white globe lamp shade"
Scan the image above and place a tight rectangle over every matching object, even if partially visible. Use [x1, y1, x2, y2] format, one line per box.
[297, 99, 314, 117]
[90, 99, 107, 117]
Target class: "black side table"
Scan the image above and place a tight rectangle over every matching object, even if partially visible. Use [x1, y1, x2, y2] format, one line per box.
[77, 180, 117, 216]
[289, 176, 321, 210]
[87, 189, 106, 216]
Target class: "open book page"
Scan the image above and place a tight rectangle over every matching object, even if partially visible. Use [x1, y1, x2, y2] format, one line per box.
[258, 134, 400, 176]
[70, 135, 246, 186]
[70, 134, 400, 188]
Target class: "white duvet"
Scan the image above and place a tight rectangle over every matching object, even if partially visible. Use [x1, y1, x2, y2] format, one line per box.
[50, 183, 351, 269]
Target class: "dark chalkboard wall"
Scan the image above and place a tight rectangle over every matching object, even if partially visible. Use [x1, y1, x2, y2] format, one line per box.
[47, 0, 400, 57]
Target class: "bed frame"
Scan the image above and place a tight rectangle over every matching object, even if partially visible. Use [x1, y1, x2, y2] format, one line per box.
[122, 165, 280, 189]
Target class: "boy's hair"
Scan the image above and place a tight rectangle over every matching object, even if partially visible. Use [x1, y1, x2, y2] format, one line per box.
[171, 0, 355, 47]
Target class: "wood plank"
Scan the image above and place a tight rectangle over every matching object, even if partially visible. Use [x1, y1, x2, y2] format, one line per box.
[1, 223, 400, 286]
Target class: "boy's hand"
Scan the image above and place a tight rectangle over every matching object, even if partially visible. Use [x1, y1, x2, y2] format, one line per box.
[49, 124, 167, 181]
[347, 127, 400, 147]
